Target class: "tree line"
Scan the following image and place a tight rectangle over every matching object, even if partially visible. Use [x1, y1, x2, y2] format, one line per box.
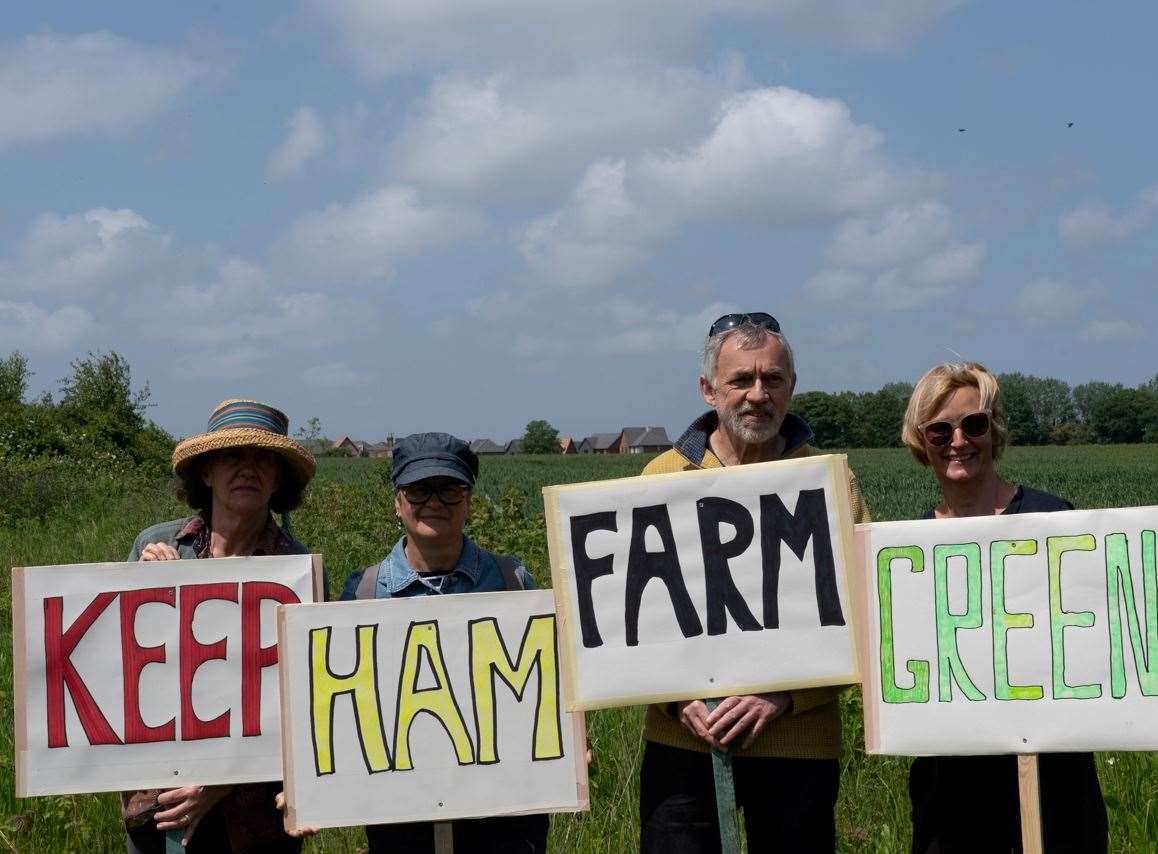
[793, 373, 1158, 449]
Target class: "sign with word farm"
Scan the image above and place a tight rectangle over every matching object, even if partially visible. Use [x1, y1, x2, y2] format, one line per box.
[544, 455, 860, 709]
[13, 554, 323, 795]
[858, 507, 1158, 754]
[277, 590, 588, 831]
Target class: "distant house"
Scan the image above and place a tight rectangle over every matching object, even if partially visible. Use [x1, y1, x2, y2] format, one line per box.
[365, 441, 391, 458]
[620, 426, 672, 454]
[332, 435, 365, 456]
[578, 432, 623, 454]
[559, 437, 577, 454]
[470, 439, 506, 455]
[504, 439, 522, 455]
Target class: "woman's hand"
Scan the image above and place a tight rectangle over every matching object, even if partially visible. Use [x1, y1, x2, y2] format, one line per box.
[274, 791, 319, 838]
[139, 542, 180, 561]
[154, 785, 231, 845]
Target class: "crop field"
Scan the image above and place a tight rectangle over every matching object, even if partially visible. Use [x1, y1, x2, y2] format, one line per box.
[2, 446, 1157, 852]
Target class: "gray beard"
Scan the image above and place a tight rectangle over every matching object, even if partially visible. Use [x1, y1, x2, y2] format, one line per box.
[723, 407, 782, 444]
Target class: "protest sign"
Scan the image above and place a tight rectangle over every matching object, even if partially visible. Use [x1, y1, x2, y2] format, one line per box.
[543, 454, 859, 710]
[13, 554, 322, 796]
[857, 507, 1158, 754]
[276, 589, 588, 831]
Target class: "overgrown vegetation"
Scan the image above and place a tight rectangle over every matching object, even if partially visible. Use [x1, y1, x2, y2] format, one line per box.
[3, 448, 1156, 852]
[0, 351, 173, 527]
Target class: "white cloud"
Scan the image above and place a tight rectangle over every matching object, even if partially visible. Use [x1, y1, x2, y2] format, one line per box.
[0, 300, 95, 352]
[804, 269, 865, 301]
[870, 268, 956, 310]
[1012, 277, 1095, 324]
[520, 160, 660, 288]
[266, 106, 327, 180]
[520, 86, 897, 288]
[1058, 184, 1158, 250]
[826, 202, 953, 269]
[278, 185, 482, 282]
[821, 319, 868, 346]
[390, 64, 728, 196]
[0, 207, 171, 296]
[160, 257, 347, 348]
[1080, 319, 1143, 343]
[0, 31, 210, 148]
[807, 203, 983, 310]
[308, 0, 963, 77]
[303, 362, 368, 387]
[638, 88, 891, 221]
[910, 241, 985, 285]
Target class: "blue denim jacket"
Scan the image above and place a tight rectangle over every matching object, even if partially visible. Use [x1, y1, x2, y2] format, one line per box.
[338, 535, 535, 600]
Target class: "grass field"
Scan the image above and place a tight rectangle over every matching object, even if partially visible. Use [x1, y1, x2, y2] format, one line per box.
[2, 446, 1157, 852]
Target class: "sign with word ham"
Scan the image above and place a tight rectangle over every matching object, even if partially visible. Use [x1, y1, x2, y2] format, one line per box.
[277, 590, 588, 831]
[13, 554, 322, 795]
[543, 455, 860, 710]
[858, 507, 1158, 754]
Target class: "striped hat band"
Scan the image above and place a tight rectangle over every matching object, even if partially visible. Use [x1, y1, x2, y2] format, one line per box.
[207, 400, 289, 436]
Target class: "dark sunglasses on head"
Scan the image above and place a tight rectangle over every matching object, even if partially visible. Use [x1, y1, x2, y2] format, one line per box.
[921, 411, 991, 447]
[400, 483, 469, 506]
[708, 312, 781, 337]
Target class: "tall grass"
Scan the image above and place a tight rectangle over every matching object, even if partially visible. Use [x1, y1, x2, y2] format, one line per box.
[3, 446, 1156, 851]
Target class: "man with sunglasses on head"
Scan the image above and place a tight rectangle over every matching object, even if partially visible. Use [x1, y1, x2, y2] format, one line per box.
[637, 313, 870, 854]
[338, 432, 546, 854]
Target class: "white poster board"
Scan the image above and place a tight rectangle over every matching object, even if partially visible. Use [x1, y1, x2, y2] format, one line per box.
[857, 507, 1158, 755]
[13, 554, 322, 795]
[277, 590, 588, 831]
[543, 454, 859, 710]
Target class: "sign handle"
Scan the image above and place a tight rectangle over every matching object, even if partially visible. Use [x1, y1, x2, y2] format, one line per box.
[434, 820, 454, 854]
[1017, 754, 1044, 854]
[705, 699, 741, 854]
[165, 830, 183, 853]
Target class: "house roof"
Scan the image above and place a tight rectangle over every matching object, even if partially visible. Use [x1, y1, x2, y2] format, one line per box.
[630, 426, 672, 447]
[587, 432, 622, 450]
[470, 439, 506, 454]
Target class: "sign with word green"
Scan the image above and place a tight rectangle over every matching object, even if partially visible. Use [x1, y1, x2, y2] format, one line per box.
[858, 507, 1158, 754]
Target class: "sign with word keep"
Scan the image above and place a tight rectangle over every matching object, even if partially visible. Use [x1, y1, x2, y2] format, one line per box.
[277, 590, 588, 831]
[13, 554, 323, 795]
[544, 455, 860, 710]
[858, 507, 1158, 754]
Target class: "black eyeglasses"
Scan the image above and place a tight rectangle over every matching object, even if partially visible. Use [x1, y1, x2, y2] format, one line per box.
[921, 411, 992, 447]
[708, 312, 781, 337]
[399, 483, 470, 507]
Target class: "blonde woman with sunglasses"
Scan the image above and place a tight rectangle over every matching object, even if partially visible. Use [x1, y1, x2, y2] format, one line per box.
[899, 362, 1107, 853]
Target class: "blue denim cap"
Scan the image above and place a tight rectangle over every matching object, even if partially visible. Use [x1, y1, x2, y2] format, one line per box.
[391, 432, 478, 487]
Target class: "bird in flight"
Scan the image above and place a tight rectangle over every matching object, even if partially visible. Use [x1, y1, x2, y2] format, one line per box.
[958, 127, 966, 132]
[1067, 121, 1075, 127]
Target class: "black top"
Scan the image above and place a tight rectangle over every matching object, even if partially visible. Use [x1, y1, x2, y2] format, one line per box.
[909, 483, 1106, 854]
[921, 484, 1073, 520]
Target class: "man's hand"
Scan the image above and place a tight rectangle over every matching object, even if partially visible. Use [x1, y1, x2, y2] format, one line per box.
[154, 785, 231, 846]
[705, 693, 792, 750]
[139, 542, 180, 561]
[675, 699, 724, 750]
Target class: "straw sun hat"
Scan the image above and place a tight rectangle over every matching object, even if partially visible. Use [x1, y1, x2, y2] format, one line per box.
[172, 399, 317, 486]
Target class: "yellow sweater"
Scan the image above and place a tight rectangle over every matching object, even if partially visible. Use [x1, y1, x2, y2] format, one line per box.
[639, 415, 870, 759]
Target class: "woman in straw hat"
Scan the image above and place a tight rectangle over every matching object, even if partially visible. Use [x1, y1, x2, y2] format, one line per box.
[121, 399, 316, 854]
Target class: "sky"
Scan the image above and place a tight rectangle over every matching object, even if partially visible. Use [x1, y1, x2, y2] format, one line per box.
[1, 2, 1155, 443]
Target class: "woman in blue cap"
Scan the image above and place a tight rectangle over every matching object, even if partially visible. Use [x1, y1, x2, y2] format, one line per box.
[339, 432, 545, 854]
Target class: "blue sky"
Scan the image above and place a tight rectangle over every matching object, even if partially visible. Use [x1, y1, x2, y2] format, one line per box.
[2, 2, 1155, 443]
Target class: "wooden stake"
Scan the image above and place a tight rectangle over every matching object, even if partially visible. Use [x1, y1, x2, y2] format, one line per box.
[705, 699, 742, 854]
[1017, 754, 1044, 854]
[434, 821, 454, 854]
